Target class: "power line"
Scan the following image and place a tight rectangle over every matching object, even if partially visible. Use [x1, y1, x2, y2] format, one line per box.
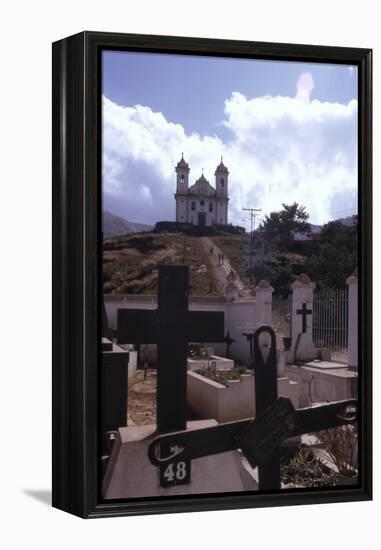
[242, 207, 262, 287]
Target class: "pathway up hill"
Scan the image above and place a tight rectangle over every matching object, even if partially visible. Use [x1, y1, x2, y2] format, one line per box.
[103, 230, 255, 299]
[199, 236, 253, 298]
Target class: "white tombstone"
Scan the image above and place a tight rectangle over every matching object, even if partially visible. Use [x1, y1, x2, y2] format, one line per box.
[291, 274, 316, 361]
[346, 268, 358, 370]
[255, 279, 274, 326]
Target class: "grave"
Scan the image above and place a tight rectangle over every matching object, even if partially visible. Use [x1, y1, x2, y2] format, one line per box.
[187, 339, 236, 371]
[291, 274, 316, 361]
[187, 369, 300, 422]
[285, 362, 358, 407]
[148, 325, 357, 491]
[187, 355, 234, 371]
[303, 360, 349, 370]
[103, 265, 259, 498]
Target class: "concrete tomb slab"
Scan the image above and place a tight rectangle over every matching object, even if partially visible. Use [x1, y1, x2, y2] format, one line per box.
[303, 360, 349, 370]
[102, 420, 259, 499]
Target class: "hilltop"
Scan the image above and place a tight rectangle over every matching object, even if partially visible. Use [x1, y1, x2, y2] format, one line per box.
[102, 211, 357, 297]
[102, 211, 153, 239]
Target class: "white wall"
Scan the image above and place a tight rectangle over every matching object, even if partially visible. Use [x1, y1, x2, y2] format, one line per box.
[176, 196, 188, 222]
[216, 199, 228, 224]
[3, 1, 379, 549]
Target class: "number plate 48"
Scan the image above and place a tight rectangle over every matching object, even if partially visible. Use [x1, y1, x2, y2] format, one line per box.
[159, 459, 191, 487]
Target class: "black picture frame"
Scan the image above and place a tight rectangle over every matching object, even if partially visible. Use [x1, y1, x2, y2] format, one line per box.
[52, 31, 372, 519]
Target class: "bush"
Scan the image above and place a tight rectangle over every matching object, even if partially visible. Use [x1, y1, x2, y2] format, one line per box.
[154, 221, 245, 236]
[315, 424, 358, 477]
[280, 445, 337, 487]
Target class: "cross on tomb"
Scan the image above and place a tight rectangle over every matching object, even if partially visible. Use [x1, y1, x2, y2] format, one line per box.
[116, 265, 225, 433]
[147, 325, 357, 491]
[296, 302, 312, 333]
[223, 331, 236, 358]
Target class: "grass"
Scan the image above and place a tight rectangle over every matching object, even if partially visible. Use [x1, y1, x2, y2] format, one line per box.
[103, 232, 220, 296]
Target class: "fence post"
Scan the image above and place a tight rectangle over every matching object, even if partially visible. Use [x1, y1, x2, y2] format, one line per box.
[346, 268, 358, 370]
[291, 273, 316, 361]
[255, 279, 274, 326]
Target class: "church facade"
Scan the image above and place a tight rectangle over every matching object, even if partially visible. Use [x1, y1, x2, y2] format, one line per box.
[174, 155, 229, 226]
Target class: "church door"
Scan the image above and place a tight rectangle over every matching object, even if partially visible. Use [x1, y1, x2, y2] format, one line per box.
[198, 212, 206, 226]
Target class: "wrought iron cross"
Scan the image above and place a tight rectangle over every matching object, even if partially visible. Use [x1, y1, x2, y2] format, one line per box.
[147, 325, 357, 491]
[116, 265, 225, 432]
[296, 302, 312, 333]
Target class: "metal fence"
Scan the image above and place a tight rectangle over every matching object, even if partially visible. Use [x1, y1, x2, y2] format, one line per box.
[313, 288, 348, 363]
[272, 294, 292, 349]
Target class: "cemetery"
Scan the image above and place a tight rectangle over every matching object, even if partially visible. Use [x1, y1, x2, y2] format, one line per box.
[101, 264, 359, 499]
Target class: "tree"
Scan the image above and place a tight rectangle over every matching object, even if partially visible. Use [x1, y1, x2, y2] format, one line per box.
[306, 219, 358, 290]
[267, 263, 294, 297]
[261, 203, 310, 246]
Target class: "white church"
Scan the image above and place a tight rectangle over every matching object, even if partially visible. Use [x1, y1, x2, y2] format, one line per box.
[174, 154, 229, 226]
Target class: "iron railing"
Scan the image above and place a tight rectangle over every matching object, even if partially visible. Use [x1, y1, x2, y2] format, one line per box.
[313, 288, 348, 363]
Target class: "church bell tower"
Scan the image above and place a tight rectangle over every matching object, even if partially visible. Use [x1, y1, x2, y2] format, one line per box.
[176, 153, 190, 193]
[215, 157, 229, 225]
[215, 157, 229, 197]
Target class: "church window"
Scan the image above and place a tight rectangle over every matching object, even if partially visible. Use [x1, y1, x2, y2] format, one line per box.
[200, 200, 205, 207]
[209, 202, 213, 212]
[180, 174, 185, 183]
[191, 201, 195, 211]
[220, 178, 224, 186]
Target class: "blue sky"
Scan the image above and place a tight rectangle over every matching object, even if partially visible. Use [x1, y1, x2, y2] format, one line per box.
[102, 50, 358, 227]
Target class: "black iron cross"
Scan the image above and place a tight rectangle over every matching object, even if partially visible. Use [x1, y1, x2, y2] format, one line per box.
[116, 265, 225, 432]
[223, 331, 236, 358]
[147, 325, 357, 491]
[296, 302, 312, 333]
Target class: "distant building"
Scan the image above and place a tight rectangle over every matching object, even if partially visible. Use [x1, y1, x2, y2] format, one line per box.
[174, 154, 229, 226]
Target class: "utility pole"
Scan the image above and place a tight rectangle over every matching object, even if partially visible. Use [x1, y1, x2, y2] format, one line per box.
[242, 208, 262, 287]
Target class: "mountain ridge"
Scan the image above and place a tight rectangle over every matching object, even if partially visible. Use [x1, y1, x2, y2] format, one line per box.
[102, 211, 153, 239]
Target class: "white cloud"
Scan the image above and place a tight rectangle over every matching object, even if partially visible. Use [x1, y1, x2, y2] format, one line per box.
[103, 86, 357, 226]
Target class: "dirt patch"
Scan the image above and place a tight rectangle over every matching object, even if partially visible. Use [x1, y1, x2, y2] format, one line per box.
[128, 369, 157, 425]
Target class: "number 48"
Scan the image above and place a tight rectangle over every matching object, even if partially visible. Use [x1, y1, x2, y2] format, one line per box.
[163, 461, 187, 482]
